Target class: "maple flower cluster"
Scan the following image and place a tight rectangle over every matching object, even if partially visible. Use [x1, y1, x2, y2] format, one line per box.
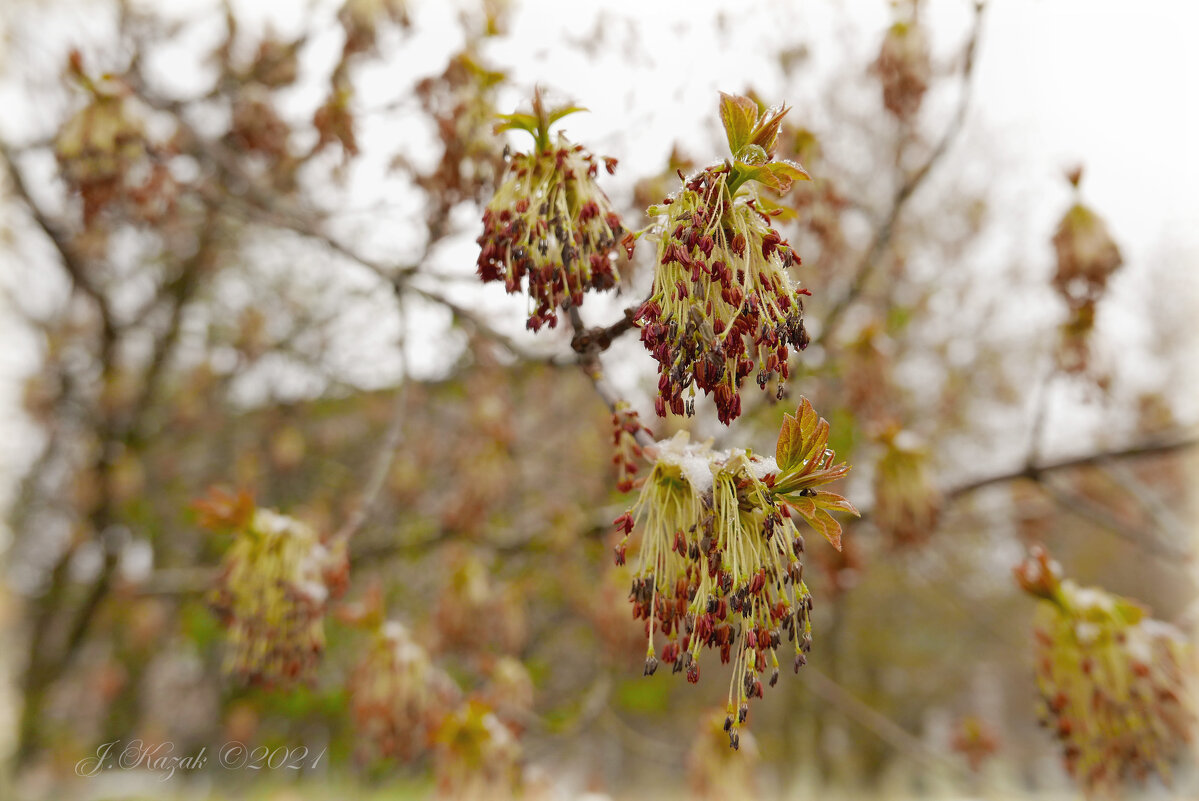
[870, 20, 931, 122]
[1051, 170, 1123, 373]
[434, 699, 522, 801]
[349, 620, 460, 761]
[611, 401, 652, 493]
[206, 499, 348, 685]
[613, 399, 857, 748]
[477, 94, 629, 331]
[55, 52, 176, 226]
[1015, 547, 1195, 794]
[871, 427, 942, 548]
[639, 94, 812, 424]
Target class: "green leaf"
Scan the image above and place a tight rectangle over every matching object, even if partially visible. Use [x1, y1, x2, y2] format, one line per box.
[747, 103, 789, 156]
[719, 92, 758, 156]
[495, 113, 538, 137]
[798, 417, 829, 477]
[813, 491, 860, 517]
[790, 497, 843, 551]
[767, 159, 811, 188]
[735, 143, 769, 166]
[754, 194, 799, 221]
[735, 162, 788, 192]
[547, 105, 588, 126]
[776, 411, 803, 472]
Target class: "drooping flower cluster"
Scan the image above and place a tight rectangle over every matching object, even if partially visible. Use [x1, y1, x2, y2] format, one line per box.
[1051, 169, 1123, 373]
[434, 549, 527, 655]
[870, 19, 931, 122]
[950, 716, 1001, 773]
[871, 427, 942, 548]
[477, 93, 630, 331]
[55, 52, 176, 226]
[349, 619, 461, 762]
[687, 707, 761, 799]
[1015, 547, 1195, 795]
[434, 699, 522, 801]
[638, 94, 812, 424]
[613, 399, 856, 748]
[611, 401, 652, 492]
[202, 490, 348, 685]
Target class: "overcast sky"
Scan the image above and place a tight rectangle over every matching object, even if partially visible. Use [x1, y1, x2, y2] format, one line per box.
[2, 0, 1196, 531]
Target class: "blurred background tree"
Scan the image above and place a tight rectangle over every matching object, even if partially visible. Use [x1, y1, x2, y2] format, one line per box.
[0, 0, 1195, 799]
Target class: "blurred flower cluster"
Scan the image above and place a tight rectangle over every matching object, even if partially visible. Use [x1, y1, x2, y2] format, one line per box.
[434, 699, 523, 800]
[198, 488, 348, 685]
[1051, 169, 1123, 373]
[871, 427, 941, 548]
[870, 15, 931, 122]
[412, 51, 508, 216]
[611, 402, 652, 493]
[687, 707, 760, 798]
[1015, 547, 1195, 794]
[434, 549, 528, 655]
[613, 399, 856, 748]
[477, 93, 630, 331]
[55, 51, 178, 226]
[638, 94, 812, 424]
[349, 617, 461, 761]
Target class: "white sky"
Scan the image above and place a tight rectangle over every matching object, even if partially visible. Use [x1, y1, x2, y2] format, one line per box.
[1, 0, 1197, 527]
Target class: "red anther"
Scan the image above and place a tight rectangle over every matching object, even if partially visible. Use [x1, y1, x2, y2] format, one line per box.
[621, 231, 636, 259]
[613, 512, 635, 534]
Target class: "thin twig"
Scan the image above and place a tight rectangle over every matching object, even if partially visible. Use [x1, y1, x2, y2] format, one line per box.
[945, 434, 1198, 500]
[1037, 476, 1190, 562]
[1, 142, 117, 342]
[331, 295, 410, 545]
[567, 304, 657, 451]
[817, 1, 987, 346]
[803, 665, 967, 777]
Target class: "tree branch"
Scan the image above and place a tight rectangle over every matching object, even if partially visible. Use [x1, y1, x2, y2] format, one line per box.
[567, 305, 656, 451]
[945, 433, 1198, 500]
[816, 1, 987, 346]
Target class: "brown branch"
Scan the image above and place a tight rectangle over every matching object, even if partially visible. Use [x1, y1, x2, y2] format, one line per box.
[331, 292, 410, 545]
[816, 1, 987, 346]
[1, 142, 118, 344]
[569, 304, 641, 355]
[3, 139, 130, 760]
[803, 666, 967, 777]
[567, 305, 656, 451]
[945, 433, 1198, 500]
[126, 206, 219, 444]
[1036, 477, 1190, 562]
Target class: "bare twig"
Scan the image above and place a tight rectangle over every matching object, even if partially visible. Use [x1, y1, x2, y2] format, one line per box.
[817, 2, 987, 346]
[803, 666, 967, 777]
[567, 305, 656, 451]
[332, 292, 410, 545]
[1037, 476, 1190, 562]
[1, 142, 118, 343]
[945, 433, 1198, 500]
